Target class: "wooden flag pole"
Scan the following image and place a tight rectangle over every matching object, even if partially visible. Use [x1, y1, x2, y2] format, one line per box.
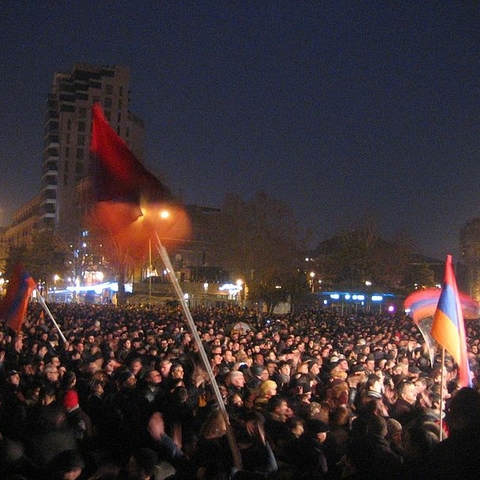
[35, 291, 67, 343]
[439, 346, 446, 441]
[154, 232, 243, 471]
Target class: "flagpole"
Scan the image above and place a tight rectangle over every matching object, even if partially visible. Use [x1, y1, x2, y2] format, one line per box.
[153, 232, 243, 471]
[35, 291, 67, 343]
[148, 238, 152, 305]
[439, 346, 445, 441]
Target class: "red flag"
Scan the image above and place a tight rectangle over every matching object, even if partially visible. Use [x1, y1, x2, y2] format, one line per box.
[89, 103, 173, 229]
[431, 255, 472, 387]
[87, 104, 191, 262]
[0, 264, 37, 333]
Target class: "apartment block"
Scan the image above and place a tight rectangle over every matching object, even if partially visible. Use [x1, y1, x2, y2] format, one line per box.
[460, 218, 480, 302]
[40, 63, 145, 243]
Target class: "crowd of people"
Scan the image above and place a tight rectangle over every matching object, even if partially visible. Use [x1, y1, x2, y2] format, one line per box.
[1, 301, 480, 480]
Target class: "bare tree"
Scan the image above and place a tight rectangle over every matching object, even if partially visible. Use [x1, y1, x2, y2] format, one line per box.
[213, 192, 307, 309]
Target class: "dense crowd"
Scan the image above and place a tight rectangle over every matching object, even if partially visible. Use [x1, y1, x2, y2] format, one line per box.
[1, 302, 480, 480]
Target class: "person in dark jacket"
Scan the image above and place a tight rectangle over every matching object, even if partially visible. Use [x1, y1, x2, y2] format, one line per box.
[235, 411, 278, 479]
[347, 414, 403, 480]
[391, 381, 422, 426]
[287, 418, 329, 479]
[408, 387, 480, 480]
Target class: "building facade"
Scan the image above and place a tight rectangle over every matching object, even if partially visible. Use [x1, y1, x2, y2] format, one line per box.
[5, 195, 41, 249]
[0, 226, 8, 274]
[460, 218, 480, 302]
[39, 63, 145, 243]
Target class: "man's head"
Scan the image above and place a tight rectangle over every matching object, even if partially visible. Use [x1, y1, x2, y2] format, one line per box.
[127, 448, 158, 480]
[6, 370, 20, 386]
[129, 358, 143, 376]
[45, 364, 60, 383]
[159, 359, 172, 378]
[398, 381, 417, 405]
[365, 354, 375, 372]
[268, 395, 289, 417]
[265, 360, 277, 376]
[115, 370, 136, 389]
[211, 346, 223, 364]
[251, 365, 269, 382]
[169, 363, 184, 379]
[145, 369, 162, 386]
[447, 387, 480, 433]
[305, 418, 329, 443]
[278, 361, 291, 376]
[367, 415, 388, 438]
[366, 374, 383, 398]
[226, 370, 246, 388]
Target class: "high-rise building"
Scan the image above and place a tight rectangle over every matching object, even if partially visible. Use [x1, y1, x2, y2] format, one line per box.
[0, 226, 8, 273]
[40, 63, 145, 243]
[460, 218, 480, 301]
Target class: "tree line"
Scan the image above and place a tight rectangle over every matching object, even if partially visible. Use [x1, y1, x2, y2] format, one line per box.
[2, 192, 436, 308]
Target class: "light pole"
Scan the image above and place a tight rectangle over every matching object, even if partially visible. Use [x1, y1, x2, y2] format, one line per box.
[365, 280, 372, 311]
[149, 238, 152, 304]
[236, 279, 244, 306]
[309, 272, 315, 293]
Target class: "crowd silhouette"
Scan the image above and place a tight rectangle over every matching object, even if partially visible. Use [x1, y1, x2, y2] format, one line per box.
[1, 302, 480, 479]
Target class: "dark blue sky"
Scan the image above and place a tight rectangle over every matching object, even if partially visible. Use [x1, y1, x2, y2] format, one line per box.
[1, 1, 480, 259]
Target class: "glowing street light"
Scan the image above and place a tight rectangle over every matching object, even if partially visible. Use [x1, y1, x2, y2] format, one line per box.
[53, 274, 60, 302]
[236, 279, 244, 305]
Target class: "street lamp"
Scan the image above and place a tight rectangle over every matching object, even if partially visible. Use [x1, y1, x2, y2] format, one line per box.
[365, 280, 372, 311]
[309, 272, 315, 293]
[236, 279, 244, 306]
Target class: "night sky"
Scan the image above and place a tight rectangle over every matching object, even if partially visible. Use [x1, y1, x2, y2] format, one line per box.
[1, 2, 480, 260]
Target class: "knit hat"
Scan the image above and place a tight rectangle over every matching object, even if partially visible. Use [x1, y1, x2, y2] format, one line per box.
[297, 382, 312, 394]
[115, 370, 134, 385]
[306, 418, 329, 435]
[63, 390, 79, 409]
[351, 364, 366, 374]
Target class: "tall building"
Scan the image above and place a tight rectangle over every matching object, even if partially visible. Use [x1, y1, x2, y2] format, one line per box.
[0, 226, 8, 273]
[460, 218, 480, 301]
[40, 63, 145, 243]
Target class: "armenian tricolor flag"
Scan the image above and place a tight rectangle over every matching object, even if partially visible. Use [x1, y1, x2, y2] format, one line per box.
[431, 255, 472, 388]
[0, 264, 37, 333]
